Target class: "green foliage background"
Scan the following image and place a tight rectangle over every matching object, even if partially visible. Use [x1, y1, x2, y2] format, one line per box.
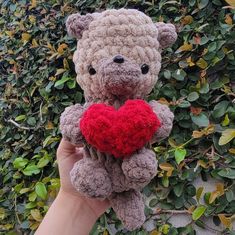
[0, 0, 235, 234]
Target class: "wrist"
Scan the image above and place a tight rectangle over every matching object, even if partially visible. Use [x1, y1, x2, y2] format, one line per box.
[57, 189, 98, 223]
[35, 190, 98, 235]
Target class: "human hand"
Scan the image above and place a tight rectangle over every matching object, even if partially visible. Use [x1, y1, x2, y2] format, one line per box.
[56, 138, 110, 220]
[35, 138, 110, 235]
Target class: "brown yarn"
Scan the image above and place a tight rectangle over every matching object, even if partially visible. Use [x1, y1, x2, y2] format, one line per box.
[60, 8, 177, 231]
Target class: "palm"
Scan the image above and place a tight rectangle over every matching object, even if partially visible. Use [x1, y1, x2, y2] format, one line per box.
[57, 139, 110, 217]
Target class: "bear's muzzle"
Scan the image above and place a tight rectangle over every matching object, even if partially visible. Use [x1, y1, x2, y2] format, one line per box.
[99, 55, 142, 97]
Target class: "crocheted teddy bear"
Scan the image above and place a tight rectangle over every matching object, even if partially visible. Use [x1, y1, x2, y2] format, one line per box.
[60, 9, 177, 230]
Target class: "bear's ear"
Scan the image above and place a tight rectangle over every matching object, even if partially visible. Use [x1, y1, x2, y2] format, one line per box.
[155, 22, 177, 49]
[66, 13, 96, 39]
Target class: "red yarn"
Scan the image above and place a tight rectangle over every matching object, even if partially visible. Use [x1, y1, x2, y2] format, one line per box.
[80, 100, 161, 158]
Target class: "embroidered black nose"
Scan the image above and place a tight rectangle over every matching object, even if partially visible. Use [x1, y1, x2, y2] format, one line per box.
[113, 55, 124, 64]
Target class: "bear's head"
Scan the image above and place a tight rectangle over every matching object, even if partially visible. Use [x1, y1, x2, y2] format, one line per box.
[66, 9, 177, 103]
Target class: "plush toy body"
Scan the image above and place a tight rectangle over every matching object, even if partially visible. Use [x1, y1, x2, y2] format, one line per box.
[60, 9, 177, 230]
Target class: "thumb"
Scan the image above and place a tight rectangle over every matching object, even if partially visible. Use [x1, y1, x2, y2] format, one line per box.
[57, 138, 76, 160]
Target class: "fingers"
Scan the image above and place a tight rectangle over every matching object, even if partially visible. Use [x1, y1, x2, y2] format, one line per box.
[57, 138, 84, 161]
[75, 147, 84, 161]
[57, 138, 76, 159]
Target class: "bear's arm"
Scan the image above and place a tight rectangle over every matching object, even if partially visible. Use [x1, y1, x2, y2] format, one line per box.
[148, 100, 174, 144]
[59, 103, 88, 146]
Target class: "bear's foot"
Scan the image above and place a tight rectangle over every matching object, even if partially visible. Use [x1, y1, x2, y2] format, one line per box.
[122, 148, 158, 190]
[109, 190, 145, 231]
[70, 157, 112, 199]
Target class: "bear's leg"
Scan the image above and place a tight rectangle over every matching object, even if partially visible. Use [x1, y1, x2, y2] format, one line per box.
[122, 148, 158, 190]
[109, 190, 145, 231]
[70, 157, 112, 199]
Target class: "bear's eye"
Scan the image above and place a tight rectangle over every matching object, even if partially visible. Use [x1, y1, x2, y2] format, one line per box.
[141, 64, 149, 74]
[88, 65, 96, 75]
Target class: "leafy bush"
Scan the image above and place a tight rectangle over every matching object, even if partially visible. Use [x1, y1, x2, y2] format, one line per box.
[0, 0, 235, 234]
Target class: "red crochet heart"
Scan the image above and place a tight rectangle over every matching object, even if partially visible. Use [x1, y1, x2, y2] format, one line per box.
[80, 100, 161, 158]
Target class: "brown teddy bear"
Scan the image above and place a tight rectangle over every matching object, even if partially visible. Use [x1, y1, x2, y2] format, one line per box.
[60, 8, 177, 230]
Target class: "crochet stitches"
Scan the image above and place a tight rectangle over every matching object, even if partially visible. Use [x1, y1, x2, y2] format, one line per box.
[80, 100, 161, 158]
[60, 8, 177, 230]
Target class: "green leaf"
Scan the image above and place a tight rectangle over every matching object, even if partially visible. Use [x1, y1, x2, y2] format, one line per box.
[187, 92, 199, 102]
[54, 76, 71, 87]
[186, 185, 196, 196]
[13, 157, 28, 169]
[212, 101, 229, 118]
[168, 227, 178, 235]
[198, 0, 209, 9]
[50, 178, 60, 190]
[204, 192, 211, 204]
[199, 83, 209, 94]
[218, 129, 235, 145]
[191, 113, 209, 127]
[15, 115, 26, 121]
[173, 183, 184, 197]
[196, 58, 208, 68]
[22, 164, 40, 176]
[178, 100, 191, 108]
[67, 80, 76, 89]
[222, 114, 230, 126]
[162, 175, 169, 187]
[164, 70, 171, 79]
[0, 208, 6, 220]
[37, 156, 50, 168]
[174, 148, 187, 164]
[10, 4, 17, 11]
[29, 191, 37, 202]
[218, 169, 235, 179]
[226, 190, 234, 202]
[19, 188, 31, 194]
[161, 224, 170, 234]
[192, 205, 206, 220]
[208, 42, 217, 52]
[27, 117, 36, 126]
[35, 182, 47, 200]
[189, 0, 196, 6]
[149, 198, 158, 207]
[196, 187, 204, 202]
[43, 136, 60, 148]
[30, 209, 43, 222]
[25, 202, 37, 209]
[195, 219, 206, 228]
[172, 69, 187, 81]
